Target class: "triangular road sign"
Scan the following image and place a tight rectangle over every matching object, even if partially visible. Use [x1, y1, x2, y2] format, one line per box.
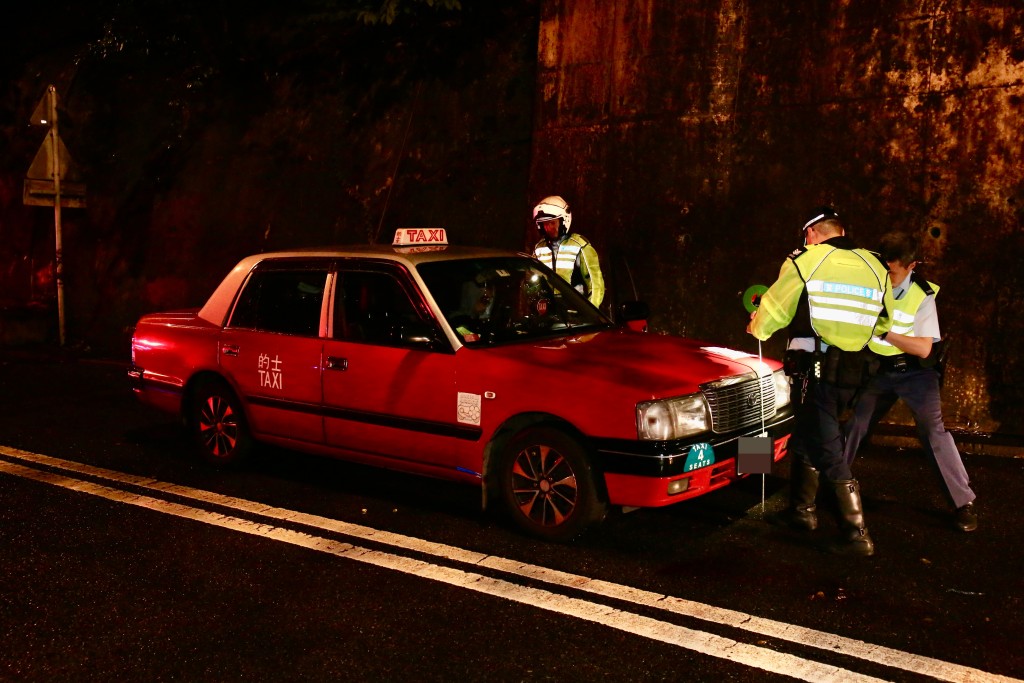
[26, 133, 84, 183]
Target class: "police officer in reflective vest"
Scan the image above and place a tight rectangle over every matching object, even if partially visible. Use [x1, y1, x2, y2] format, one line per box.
[747, 207, 894, 556]
[532, 195, 605, 308]
[842, 232, 978, 532]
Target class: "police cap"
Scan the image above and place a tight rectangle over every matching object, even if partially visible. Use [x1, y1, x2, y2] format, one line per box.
[802, 206, 839, 233]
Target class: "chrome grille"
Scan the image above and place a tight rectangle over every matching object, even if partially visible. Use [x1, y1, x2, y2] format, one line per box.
[702, 374, 776, 433]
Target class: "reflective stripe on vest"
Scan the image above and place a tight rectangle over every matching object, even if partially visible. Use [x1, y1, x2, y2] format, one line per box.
[796, 245, 889, 351]
[534, 238, 584, 279]
[868, 279, 938, 356]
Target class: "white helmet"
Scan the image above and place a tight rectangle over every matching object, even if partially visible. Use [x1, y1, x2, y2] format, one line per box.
[533, 195, 572, 237]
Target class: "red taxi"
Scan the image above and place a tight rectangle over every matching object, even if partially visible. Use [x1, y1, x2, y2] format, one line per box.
[129, 229, 793, 541]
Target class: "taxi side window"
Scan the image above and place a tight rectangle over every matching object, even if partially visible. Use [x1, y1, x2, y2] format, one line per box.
[334, 270, 423, 346]
[229, 268, 328, 336]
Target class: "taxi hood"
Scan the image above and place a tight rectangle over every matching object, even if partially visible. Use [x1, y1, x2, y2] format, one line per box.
[481, 329, 779, 401]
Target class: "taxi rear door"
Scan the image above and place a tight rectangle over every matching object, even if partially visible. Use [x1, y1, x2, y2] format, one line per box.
[218, 260, 329, 445]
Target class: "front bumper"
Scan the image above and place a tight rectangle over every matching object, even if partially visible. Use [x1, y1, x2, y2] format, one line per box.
[591, 411, 793, 508]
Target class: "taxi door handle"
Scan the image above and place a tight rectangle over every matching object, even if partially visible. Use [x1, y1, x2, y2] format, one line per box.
[221, 344, 240, 357]
[325, 356, 348, 371]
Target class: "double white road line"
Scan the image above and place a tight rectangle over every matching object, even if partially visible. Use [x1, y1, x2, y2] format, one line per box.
[0, 444, 1016, 683]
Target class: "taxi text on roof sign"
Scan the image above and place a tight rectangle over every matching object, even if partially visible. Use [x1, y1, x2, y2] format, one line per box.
[393, 228, 448, 246]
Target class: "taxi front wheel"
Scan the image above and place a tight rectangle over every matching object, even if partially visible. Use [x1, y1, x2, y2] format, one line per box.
[189, 378, 253, 467]
[497, 426, 607, 542]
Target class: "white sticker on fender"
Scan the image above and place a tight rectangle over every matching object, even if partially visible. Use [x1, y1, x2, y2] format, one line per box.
[457, 392, 482, 426]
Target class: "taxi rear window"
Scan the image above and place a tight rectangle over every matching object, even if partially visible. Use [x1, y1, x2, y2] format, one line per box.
[229, 266, 329, 336]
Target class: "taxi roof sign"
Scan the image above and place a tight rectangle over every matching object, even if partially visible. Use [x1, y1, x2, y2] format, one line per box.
[393, 228, 448, 247]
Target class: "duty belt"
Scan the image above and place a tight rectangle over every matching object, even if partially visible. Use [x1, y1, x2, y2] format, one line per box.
[877, 354, 920, 373]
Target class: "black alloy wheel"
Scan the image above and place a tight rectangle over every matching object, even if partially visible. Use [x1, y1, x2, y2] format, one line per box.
[190, 378, 252, 466]
[498, 426, 606, 542]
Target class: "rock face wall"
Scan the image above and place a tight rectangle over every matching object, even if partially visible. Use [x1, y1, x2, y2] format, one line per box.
[2, 1, 1022, 439]
[530, 0, 1024, 437]
[0, 3, 539, 354]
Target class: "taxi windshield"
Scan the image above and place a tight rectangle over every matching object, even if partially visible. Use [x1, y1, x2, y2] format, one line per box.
[417, 256, 614, 346]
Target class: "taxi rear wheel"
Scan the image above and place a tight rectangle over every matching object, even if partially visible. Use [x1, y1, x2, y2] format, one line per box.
[189, 378, 252, 467]
[497, 426, 606, 542]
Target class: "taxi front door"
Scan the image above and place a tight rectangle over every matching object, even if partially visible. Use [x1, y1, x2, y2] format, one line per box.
[320, 267, 472, 474]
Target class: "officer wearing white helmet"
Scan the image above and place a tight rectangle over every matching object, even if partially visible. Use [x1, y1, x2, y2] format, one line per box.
[532, 195, 605, 307]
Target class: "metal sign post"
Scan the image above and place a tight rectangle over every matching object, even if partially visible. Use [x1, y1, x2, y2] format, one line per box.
[48, 87, 66, 346]
[25, 85, 87, 347]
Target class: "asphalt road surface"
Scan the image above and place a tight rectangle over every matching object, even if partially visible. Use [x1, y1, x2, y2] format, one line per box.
[1, 354, 1022, 682]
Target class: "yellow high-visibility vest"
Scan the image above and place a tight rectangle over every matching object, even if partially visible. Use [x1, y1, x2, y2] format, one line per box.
[533, 233, 605, 307]
[868, 278, 937, 356]
[750, 241, 892, 352]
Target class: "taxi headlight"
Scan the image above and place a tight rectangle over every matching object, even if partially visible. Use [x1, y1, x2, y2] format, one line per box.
[637, 394, 708, 441]
[773, 369, 791, 408]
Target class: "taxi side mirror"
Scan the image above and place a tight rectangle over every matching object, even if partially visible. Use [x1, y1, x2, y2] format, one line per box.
[619, 300, 649, 321]
[402, 321, 446, 350]
[619, 300, 649, 333]
[620, 299, 649, 321]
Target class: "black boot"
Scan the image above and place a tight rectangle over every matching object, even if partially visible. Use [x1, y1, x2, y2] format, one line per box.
[772, 460, 819, 531]
[828, 479, 875, 556]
